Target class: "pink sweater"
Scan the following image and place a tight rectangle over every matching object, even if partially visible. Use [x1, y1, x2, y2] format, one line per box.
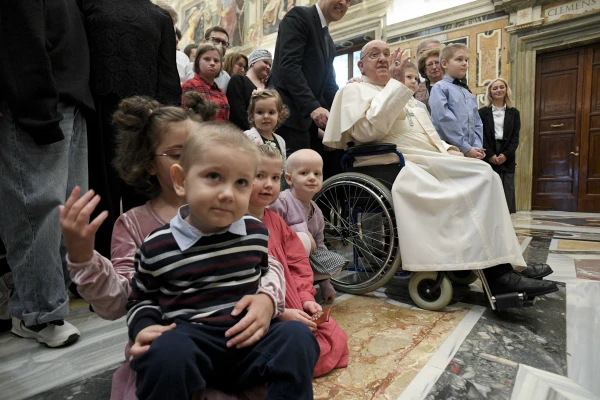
[67, 202, 283, 400]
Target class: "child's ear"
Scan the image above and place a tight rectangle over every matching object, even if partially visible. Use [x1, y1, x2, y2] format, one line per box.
[440, 58, 448, 69]
[171, 164, 186, 197]
[284, 172, 292, 185]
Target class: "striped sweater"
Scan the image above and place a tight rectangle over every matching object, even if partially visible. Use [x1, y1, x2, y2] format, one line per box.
[126, 215, 269, 341]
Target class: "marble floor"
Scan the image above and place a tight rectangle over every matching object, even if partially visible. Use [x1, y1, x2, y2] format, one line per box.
[0, 211, 599, 400]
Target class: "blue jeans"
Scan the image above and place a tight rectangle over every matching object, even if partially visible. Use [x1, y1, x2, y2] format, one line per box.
[0, 102, 87, 325]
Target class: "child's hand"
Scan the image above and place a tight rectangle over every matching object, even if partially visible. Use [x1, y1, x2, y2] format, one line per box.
[465, 147, 485, 159]
[280, 308, 317, 331]
[303, 301, 322, 315]
[226, 293, 274, 349]
[59, 187, 109, 263]
[308, 233, 317, 253]
[130, 323, 176, 359]
[447, 150, 464, 157]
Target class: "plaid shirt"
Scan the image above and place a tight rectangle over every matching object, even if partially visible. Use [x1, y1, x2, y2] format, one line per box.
[181, 74, 230, 121]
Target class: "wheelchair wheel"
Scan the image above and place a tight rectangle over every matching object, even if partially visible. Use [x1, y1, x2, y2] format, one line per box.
[408, 272, 453, 311]
[447, 270, 478, 285]
[313, 173, 402, 294]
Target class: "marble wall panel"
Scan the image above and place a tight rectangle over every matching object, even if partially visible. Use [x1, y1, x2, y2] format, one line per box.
[476, 29, 502, 88]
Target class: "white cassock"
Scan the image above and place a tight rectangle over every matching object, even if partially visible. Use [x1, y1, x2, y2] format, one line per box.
[323, 77, 526, 271]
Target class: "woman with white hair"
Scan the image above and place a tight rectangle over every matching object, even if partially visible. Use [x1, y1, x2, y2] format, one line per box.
[479, 78, 520, 213]
[227, 49, 273, 130]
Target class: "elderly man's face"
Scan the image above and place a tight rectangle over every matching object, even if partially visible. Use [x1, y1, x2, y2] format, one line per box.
[358, 43, 391, 85]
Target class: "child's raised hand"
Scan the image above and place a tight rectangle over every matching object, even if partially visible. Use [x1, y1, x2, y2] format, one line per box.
[280, 308, 317, 331]
[226, 293, 274, 349]
[303, 300, 322, 315]
[59, 187, 109, 263]
[130, 323, 176, 359]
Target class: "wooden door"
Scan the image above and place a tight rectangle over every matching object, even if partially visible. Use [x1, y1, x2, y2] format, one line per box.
[578, 44, 600, 212]
[532, 43, 600, 212]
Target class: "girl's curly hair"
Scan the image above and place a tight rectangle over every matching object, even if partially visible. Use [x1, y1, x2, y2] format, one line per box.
[112, 92, 219, 198]
[247, 89, 290, 131]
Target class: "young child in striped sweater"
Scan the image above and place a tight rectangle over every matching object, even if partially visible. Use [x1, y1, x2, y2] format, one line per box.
[125, 124, 318, 400]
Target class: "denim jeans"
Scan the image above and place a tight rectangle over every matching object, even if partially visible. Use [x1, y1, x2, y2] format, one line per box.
[0, 101, 87, 325]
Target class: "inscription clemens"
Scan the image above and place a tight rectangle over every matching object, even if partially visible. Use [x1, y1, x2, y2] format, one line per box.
[545, 0, 599, 21]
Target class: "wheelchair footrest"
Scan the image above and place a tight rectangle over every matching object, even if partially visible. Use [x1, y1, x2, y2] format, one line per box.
[492, 292, 535, 310]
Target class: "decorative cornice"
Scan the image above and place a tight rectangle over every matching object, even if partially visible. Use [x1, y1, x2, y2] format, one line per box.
[505, 18, 545, 32]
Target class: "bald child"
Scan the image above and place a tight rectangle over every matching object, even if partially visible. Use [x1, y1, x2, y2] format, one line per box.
[268, 149, 342, 303]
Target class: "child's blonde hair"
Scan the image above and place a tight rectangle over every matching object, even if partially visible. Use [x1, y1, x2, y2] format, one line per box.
[440, 43, 469, 66]
[247, 89, 290, 130]
[484, 77, 513, 108]
[180, 122, 260, 174]
[112, 92, 218, 198]
[257, 143, 284, 163]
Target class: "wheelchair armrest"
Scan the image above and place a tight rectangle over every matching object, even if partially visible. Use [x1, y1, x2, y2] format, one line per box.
[346, 143, 397, 155]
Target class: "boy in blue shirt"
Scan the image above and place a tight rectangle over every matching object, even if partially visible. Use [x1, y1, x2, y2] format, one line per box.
[429, 43, 486, 159]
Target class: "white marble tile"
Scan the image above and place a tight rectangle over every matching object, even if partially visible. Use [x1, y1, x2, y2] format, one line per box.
[397, 365, 445, 400]
[520, 236, 532, 253]
[513, 223, 600, 234]
[566, 281, 600, 397]
[545, 253, 578, 283]
[510, 364, 597, 400]
[524, 211, 600, 218]
[0, 308, 127, 400]
[397, 305, 486, 400]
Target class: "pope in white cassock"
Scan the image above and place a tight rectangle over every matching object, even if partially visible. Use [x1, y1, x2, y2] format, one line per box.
[322, 40, 558, 298]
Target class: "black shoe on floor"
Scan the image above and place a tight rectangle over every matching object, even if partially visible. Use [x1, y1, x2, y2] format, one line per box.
[487, 270, 559, 297]
[520, 263, 553, 279]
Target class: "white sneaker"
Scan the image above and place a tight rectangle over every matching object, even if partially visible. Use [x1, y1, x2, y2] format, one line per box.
[11, 317, 80, 348]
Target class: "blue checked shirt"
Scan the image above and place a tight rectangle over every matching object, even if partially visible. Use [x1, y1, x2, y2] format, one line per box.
[429, 76, 483, 154]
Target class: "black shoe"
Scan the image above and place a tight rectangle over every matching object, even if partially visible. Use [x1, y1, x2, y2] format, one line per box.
[520, 263, 553, 279]
[487, 271, 559, 297]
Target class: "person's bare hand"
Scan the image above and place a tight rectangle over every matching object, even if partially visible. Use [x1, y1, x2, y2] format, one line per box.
[389, 48, 411, 84]
[280, 308, 317, 331]
[496, 154, 507, 165]
[308, 233, 317, 253]
[225, 293, 274, 349]
[465, 147, 485, 159]
[311, 107, 329, 129]
[59, 187, 109, 263]
[130, 323, 176, 359]
[303, 300, 322, 315]
[318, 128, 325, 139]
[489, 155, 499, 164]
[448, 150, 464, 157]
[347, 76, 363, 84]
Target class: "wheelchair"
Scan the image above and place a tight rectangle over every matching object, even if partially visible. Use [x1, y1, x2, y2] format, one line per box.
[314, 143, 534, 311]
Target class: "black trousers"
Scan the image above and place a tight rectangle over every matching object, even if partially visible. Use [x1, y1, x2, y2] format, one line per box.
[131, 319, 319, 400]
[494, 142, 516, 214]
[87, 94, 148, 258]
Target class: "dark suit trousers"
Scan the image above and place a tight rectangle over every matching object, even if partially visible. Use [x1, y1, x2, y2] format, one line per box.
[87, 94, 148, 258]
[277, 125, 311, 157]
[495, 142, 516, 213]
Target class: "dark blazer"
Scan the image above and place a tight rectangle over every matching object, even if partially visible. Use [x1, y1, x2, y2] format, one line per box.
[267, 5, 338, 132]
[0, 0, 94, 145]
[226, 74, 257, 131]
[479, 106, 520, 173]
[79, 0, 181, 106]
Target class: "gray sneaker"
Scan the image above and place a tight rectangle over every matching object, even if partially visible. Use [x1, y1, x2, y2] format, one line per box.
[11, 317, 80, 348]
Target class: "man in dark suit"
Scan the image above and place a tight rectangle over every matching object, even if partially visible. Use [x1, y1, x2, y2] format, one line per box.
[268, 0, 349, 158]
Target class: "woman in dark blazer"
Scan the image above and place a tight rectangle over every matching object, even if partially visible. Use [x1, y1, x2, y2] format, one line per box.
[479, 78, 520, 213]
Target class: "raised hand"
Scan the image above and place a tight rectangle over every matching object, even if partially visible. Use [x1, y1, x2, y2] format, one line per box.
[389, 48, 411, 84]
[59, 187, 108, 263]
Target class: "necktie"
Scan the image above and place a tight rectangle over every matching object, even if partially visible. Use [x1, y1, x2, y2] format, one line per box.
[452, 78, 472, 93]
[323, 26, 330, 60]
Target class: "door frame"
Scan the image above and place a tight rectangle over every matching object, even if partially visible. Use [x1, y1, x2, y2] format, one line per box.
[507, 13, 600, 211]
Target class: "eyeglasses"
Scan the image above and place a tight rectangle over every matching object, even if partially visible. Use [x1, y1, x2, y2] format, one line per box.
[426, 60, 441, 69]
[155, 149, 182, 160]
[210, 37, 230, 48]
[360, 50, 391, 60]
